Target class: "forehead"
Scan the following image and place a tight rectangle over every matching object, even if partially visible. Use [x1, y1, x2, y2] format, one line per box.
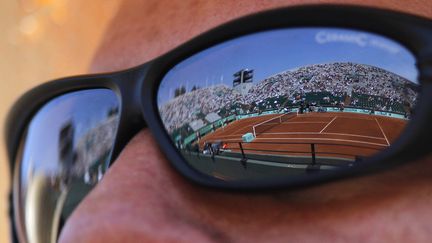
[90, 0, 432, 73]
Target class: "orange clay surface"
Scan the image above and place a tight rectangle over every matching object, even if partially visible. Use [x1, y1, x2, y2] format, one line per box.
[201, 112, 406, 159]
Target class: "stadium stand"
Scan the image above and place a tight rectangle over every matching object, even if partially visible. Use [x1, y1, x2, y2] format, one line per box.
[159, 62, 418, 139]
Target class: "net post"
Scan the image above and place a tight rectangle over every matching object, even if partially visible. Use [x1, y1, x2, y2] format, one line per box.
[210, 143, 215, 161]
[253, 126, 256, 138]
[238, 142, 248, 168]
[311, 143, 316, 165]
[239, 142, 246, 159]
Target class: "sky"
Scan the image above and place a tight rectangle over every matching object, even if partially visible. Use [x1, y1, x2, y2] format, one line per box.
[158, 27, 418, 106]
[20, 89, 119, 181]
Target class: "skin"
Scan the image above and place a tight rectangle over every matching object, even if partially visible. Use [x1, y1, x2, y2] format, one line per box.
[59, 1, 432, 242]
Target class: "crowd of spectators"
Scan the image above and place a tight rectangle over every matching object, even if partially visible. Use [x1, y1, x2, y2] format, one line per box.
[245, 62, 417, 106]
[159, 62, 418, 134]
[159, 85, 243, 133]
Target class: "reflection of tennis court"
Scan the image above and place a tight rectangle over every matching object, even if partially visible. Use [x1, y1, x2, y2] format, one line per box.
[201, 112, 406, 161]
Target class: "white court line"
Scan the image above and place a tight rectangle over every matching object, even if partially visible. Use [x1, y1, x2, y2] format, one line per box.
[281, 121, 328, 124]
[322, 132, 385, 140]
[217, 134, 243, 137]
[261, 132, 385, 140]
[255, 122, 279, 125]
[204, 138, 241, 142]
[335, 116, 375, 121]
[225, 125, 254, 128]
[319, 116, 337, 133]
[264, 132, 321, 135]
[255, 137, 389, 147]
[375, 118, 390, 146]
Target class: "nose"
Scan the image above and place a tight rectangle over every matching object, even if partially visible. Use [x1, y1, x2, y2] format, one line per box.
[58, 129, 432, 243]
[57, 129, 222, 243]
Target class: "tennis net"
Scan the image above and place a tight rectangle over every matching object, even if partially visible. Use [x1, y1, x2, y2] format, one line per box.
[252, 112, 297, 137]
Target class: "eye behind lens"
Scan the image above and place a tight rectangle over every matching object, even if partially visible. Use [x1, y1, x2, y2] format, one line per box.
[158, 27, 419, 183]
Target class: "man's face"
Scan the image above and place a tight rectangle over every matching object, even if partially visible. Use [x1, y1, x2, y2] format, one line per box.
[59, 1, 432, 242]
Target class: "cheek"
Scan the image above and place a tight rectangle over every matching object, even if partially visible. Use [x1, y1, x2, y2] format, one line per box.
[62, 129, 432, 243]
[58, 130, 221, 242]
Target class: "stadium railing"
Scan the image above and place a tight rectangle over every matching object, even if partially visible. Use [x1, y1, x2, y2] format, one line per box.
[198, 140, 385, 166]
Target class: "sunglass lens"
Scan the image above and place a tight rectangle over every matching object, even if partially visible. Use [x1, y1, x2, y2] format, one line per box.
[14, 89, 120, 243]
[157, 27, 419, 182]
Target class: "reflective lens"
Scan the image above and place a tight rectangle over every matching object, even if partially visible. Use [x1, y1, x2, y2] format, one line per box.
[14, 89, 120, 243]
[158, 28, 419, 181]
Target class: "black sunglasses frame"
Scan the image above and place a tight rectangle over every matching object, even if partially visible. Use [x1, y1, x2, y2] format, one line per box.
[6, 7, 432, 239]
[7, 5, 432, 191]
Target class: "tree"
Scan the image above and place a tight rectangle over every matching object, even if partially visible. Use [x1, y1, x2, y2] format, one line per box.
[174, 85, 186, 97]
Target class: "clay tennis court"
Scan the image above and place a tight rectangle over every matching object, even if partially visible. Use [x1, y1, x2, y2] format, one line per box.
[201, 112, 406, 161]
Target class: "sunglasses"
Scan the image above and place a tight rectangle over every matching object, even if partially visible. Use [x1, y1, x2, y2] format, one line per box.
[6, 5, 432, 243]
